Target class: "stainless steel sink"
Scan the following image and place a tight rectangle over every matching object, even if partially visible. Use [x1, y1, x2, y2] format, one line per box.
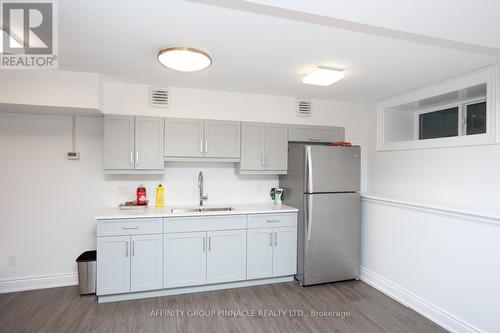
[170, 207, 233, 214]
[170, 208, 201, 213]
[200, 207, 233, 212]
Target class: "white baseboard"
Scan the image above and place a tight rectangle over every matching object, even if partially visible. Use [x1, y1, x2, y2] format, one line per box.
[360, 267, 483, 333]
[98, 276, 294, 303]
[0, 273, 78, 294]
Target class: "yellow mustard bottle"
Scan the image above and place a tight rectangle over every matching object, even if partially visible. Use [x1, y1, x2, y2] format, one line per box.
[156, 184, 165, 208]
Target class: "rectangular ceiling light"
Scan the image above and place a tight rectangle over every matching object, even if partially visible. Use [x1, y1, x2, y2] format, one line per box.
[302, 67, 345, 86]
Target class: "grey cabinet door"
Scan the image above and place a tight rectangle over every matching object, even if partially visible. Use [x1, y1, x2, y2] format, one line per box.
[104, 115, 135, 170]
[135, 116, 164, 170]
[204, 120, 241, 158]
[288, 125, 345, 143]
[165, 118, 204, 157]
[266, 124, 288, 171]
[240, 122, 266, 171]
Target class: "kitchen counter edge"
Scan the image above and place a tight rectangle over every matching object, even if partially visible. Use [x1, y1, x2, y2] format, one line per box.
[95, 204, 298, 220]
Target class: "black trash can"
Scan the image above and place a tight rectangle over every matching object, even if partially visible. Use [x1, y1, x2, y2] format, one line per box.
[76, 250, 96, 295]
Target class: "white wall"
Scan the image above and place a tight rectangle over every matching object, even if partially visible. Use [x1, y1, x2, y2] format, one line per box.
[0, 70, 102, 111]
[362, 69, 500, 332]
[0, 82, 368, 291]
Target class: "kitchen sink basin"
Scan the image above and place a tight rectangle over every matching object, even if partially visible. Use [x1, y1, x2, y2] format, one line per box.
[170, 208, 201, 213]
[170, 207, 233, 214]
[200, 207, 233, 212]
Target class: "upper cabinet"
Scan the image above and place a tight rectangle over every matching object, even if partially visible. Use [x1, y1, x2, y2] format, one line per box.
[204, 120, 241, 158]
[288, 125, 345, 143]
[164, 118, 204, 158]
[104, 114, 346, 174]
[240, 122, 288, 174]
[104, 115, 164, 173]
[165, 118, 240, 161]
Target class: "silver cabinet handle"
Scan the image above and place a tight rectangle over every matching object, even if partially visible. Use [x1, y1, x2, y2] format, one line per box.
[132, 240, 135, 256]
[125, 241, 129, 257]
[130, 152, 133, 165]
[203, 237, 206, 252]
[200, 139, 203, 153]
[267, 219, 280, 223]
[261, 153, 264, 167]
[269, 232, 273, 246]
[122, 226, 139, 230]
[208, 236, 211, 251]
[275, 232, 277, 246]
[266, 153, 270, 167]
[135, 151, 139, 166]
[308, 138, 321, 142]
[205, 140, 208, 153]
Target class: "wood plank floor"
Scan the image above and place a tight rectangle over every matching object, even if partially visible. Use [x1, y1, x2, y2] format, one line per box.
[0, 281, 446, 333]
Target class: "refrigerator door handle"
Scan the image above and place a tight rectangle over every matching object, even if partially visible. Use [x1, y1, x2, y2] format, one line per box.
[305, 195, 313, 241]
[305, 146, 313, 193]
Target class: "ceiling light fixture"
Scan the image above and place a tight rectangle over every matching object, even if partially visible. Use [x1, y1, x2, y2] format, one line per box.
[302, 67, 345, 86]
[157, 47, 212, 72]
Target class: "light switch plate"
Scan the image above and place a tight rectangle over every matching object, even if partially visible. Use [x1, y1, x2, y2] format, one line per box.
[66, 152, 80, 160]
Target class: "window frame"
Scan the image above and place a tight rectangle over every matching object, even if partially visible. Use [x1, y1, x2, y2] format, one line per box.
[414, 97, 487, 140]
[377, 66, 499, 151]
[464, 99, 487, 136]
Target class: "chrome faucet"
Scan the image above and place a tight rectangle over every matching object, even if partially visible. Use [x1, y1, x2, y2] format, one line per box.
[198, 171, 208, 206]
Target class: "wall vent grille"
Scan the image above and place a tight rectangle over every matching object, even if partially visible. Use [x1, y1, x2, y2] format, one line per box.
[150, 87, 170, 108]
[296, 99, 312, 117]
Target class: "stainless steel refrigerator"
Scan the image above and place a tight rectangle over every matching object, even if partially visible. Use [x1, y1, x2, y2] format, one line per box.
[279, 145, 361, 286]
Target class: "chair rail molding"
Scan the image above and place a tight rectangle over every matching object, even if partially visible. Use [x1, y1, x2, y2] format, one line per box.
[361, 195, 500, 226]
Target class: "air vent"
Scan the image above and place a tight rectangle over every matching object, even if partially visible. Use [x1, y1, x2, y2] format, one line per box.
[296, 98, 312, 117]
[150, 87, 170, 108]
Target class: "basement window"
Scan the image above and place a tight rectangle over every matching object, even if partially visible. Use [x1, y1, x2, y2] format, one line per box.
[377, 67, 498, 151]
[465, 101, 487, 135]
[418, 107, 459, 140]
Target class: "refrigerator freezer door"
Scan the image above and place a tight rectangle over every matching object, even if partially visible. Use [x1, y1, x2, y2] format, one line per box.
[303, 192, 360, 286]
[305, 146, 360, 193]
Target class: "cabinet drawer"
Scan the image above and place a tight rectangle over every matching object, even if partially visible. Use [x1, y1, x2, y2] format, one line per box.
[97, 218, 163, 236]
[247, 213, 297, 229]
[164, 215, 246, 233]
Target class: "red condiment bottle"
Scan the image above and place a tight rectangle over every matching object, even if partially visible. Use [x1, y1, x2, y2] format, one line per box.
[136, 185, 147, 205]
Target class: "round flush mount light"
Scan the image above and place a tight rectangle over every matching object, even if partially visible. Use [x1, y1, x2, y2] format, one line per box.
[157, 47, 212, 72]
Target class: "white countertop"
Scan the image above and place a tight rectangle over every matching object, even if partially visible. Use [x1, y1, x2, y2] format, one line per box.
[95, 203, 298, 220]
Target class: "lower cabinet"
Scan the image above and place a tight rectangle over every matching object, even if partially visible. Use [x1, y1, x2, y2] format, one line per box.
[97, 213, 297, 299]
[163, 232, 207, 288]
[97, 234, 163, 295]
[272, 227, 298, 277]
[97, 236, 131, 295]
[247, 226, 297, 279]
[163, 229, 247, 288]
[130, 234, 163, 292]
[246, 228, 273, 279]
[206, 230, 247, 284]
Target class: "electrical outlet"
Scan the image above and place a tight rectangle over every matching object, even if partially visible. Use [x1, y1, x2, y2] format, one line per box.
[7, 255, 16, 266]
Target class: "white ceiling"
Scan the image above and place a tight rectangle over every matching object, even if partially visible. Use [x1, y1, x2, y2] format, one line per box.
[242, 0, 500, 50]
[58, 0, 500, 103]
